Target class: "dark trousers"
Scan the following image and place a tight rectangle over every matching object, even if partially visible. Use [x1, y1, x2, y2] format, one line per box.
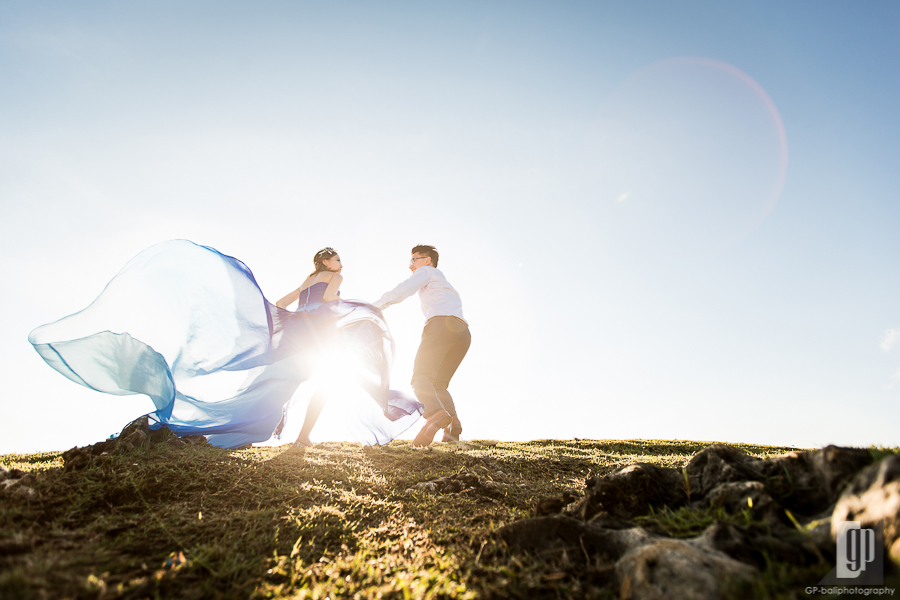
[411, 317, 471, 419]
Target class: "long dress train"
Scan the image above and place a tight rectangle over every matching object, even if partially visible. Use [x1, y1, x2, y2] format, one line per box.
[28, 240, 423, 448]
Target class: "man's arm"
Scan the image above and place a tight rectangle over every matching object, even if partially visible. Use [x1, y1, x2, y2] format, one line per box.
[372, 268, 430, 310]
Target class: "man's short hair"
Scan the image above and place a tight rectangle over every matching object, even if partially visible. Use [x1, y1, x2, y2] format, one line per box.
[412, 244, 439, 268]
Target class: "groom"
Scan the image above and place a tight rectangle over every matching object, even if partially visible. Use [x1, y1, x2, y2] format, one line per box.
[373, 245, 471, 447]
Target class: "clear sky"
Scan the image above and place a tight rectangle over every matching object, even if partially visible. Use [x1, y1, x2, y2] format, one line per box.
[2, 1, 898, 453]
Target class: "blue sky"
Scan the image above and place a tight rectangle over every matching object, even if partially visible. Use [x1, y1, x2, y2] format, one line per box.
[2, 1, 899, 453]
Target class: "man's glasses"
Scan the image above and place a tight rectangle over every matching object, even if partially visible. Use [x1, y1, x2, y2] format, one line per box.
[410, 256, 429, 266]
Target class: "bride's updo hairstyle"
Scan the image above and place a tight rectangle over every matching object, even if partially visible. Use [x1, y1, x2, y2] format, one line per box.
[411, 244, 439, 267]
[309, 247, 338, 277]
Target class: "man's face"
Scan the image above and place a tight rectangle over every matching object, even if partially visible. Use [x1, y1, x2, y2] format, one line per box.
[409, 253, 431, 272]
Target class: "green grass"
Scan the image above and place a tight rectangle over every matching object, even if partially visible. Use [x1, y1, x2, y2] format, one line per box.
[1, 438, 880, 599]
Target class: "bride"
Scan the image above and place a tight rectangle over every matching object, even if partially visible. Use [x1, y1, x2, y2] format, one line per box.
[28, 240, 422, 449]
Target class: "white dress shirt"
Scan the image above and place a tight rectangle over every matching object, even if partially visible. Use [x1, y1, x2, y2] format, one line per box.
[373, 266, 467, 324]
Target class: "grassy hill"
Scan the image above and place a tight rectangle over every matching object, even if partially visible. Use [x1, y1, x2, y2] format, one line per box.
[0, 438, 853, 599]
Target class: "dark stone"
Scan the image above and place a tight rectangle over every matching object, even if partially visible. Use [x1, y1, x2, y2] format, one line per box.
[693, 522, 765, 568]
[149, 426, 177, 444]
[685, 444, 764, 500]
[707, 480, 784, 526]
[496, 515, 654, 564]
[119, 427, 149, 450]
[586, 512, 639, 530]
[760, 445, 872, 515]
[166, 436, 186, 448]
[62, 447, 92, 470]
[119, 415, 150, 440]
[534, 489, 581, 516]
[90, 440, 115, 455]
[692, 521, 823, 570]
[616, 538, 758, 600]
[577, 463, 687, 521]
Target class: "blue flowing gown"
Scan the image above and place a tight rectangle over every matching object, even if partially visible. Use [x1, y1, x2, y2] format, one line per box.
[28, 240, 423, 448]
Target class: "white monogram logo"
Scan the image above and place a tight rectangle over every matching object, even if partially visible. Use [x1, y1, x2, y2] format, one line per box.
[836, 521, 876, 579]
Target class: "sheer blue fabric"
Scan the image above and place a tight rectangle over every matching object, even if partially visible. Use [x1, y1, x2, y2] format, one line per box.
[28, 240, 423, 448]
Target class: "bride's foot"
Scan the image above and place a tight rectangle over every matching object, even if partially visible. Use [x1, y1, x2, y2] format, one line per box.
[291, 434, 315, 449]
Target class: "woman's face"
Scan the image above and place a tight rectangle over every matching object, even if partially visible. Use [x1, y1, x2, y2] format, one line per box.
[322, 254, 342, 273]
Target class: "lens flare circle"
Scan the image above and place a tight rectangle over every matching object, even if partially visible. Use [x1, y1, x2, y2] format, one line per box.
[594, 56, 789, 256]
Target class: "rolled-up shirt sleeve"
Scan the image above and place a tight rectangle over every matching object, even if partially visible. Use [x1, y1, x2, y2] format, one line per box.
[373, 268, 430, 310]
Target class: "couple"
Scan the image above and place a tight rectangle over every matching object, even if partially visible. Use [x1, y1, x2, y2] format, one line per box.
[28, 240, 469, 449]
[276, 245, 470, 448]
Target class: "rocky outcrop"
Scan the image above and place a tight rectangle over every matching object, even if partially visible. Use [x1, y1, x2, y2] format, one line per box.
[62, 416, 209, 471]
[496, 444, 897, 600]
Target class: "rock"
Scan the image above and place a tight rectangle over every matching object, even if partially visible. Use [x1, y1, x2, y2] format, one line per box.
[586, 512, 639, 530]
[760, 445, 872, 515]
[0, 465, 8, 481]
[534, 489, 581, 516]
[707, 480, 783, 526]
[831, 453, 900, 556]
[119, 427, 149, 450]
[1, 473, 37, 501]
[576, 463, 687, 521]
[119, 415, 150, 440]
[90, 440, 115, 456]
[407, 481, 437, 493]
[481, 480, 503, 496]
[685, 445, 764, 500]
[616, 538, 758, 600]
[692, 522, 764, 568]
[63, 447, 92, 471]
[497, 514, 654, 564]
[694, 522, 823, 569]
[166, 436, 186, 448]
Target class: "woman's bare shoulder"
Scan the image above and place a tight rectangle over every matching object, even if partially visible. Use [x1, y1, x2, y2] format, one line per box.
[318, 271, 342, 283]
[296, 275, 319, 292]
